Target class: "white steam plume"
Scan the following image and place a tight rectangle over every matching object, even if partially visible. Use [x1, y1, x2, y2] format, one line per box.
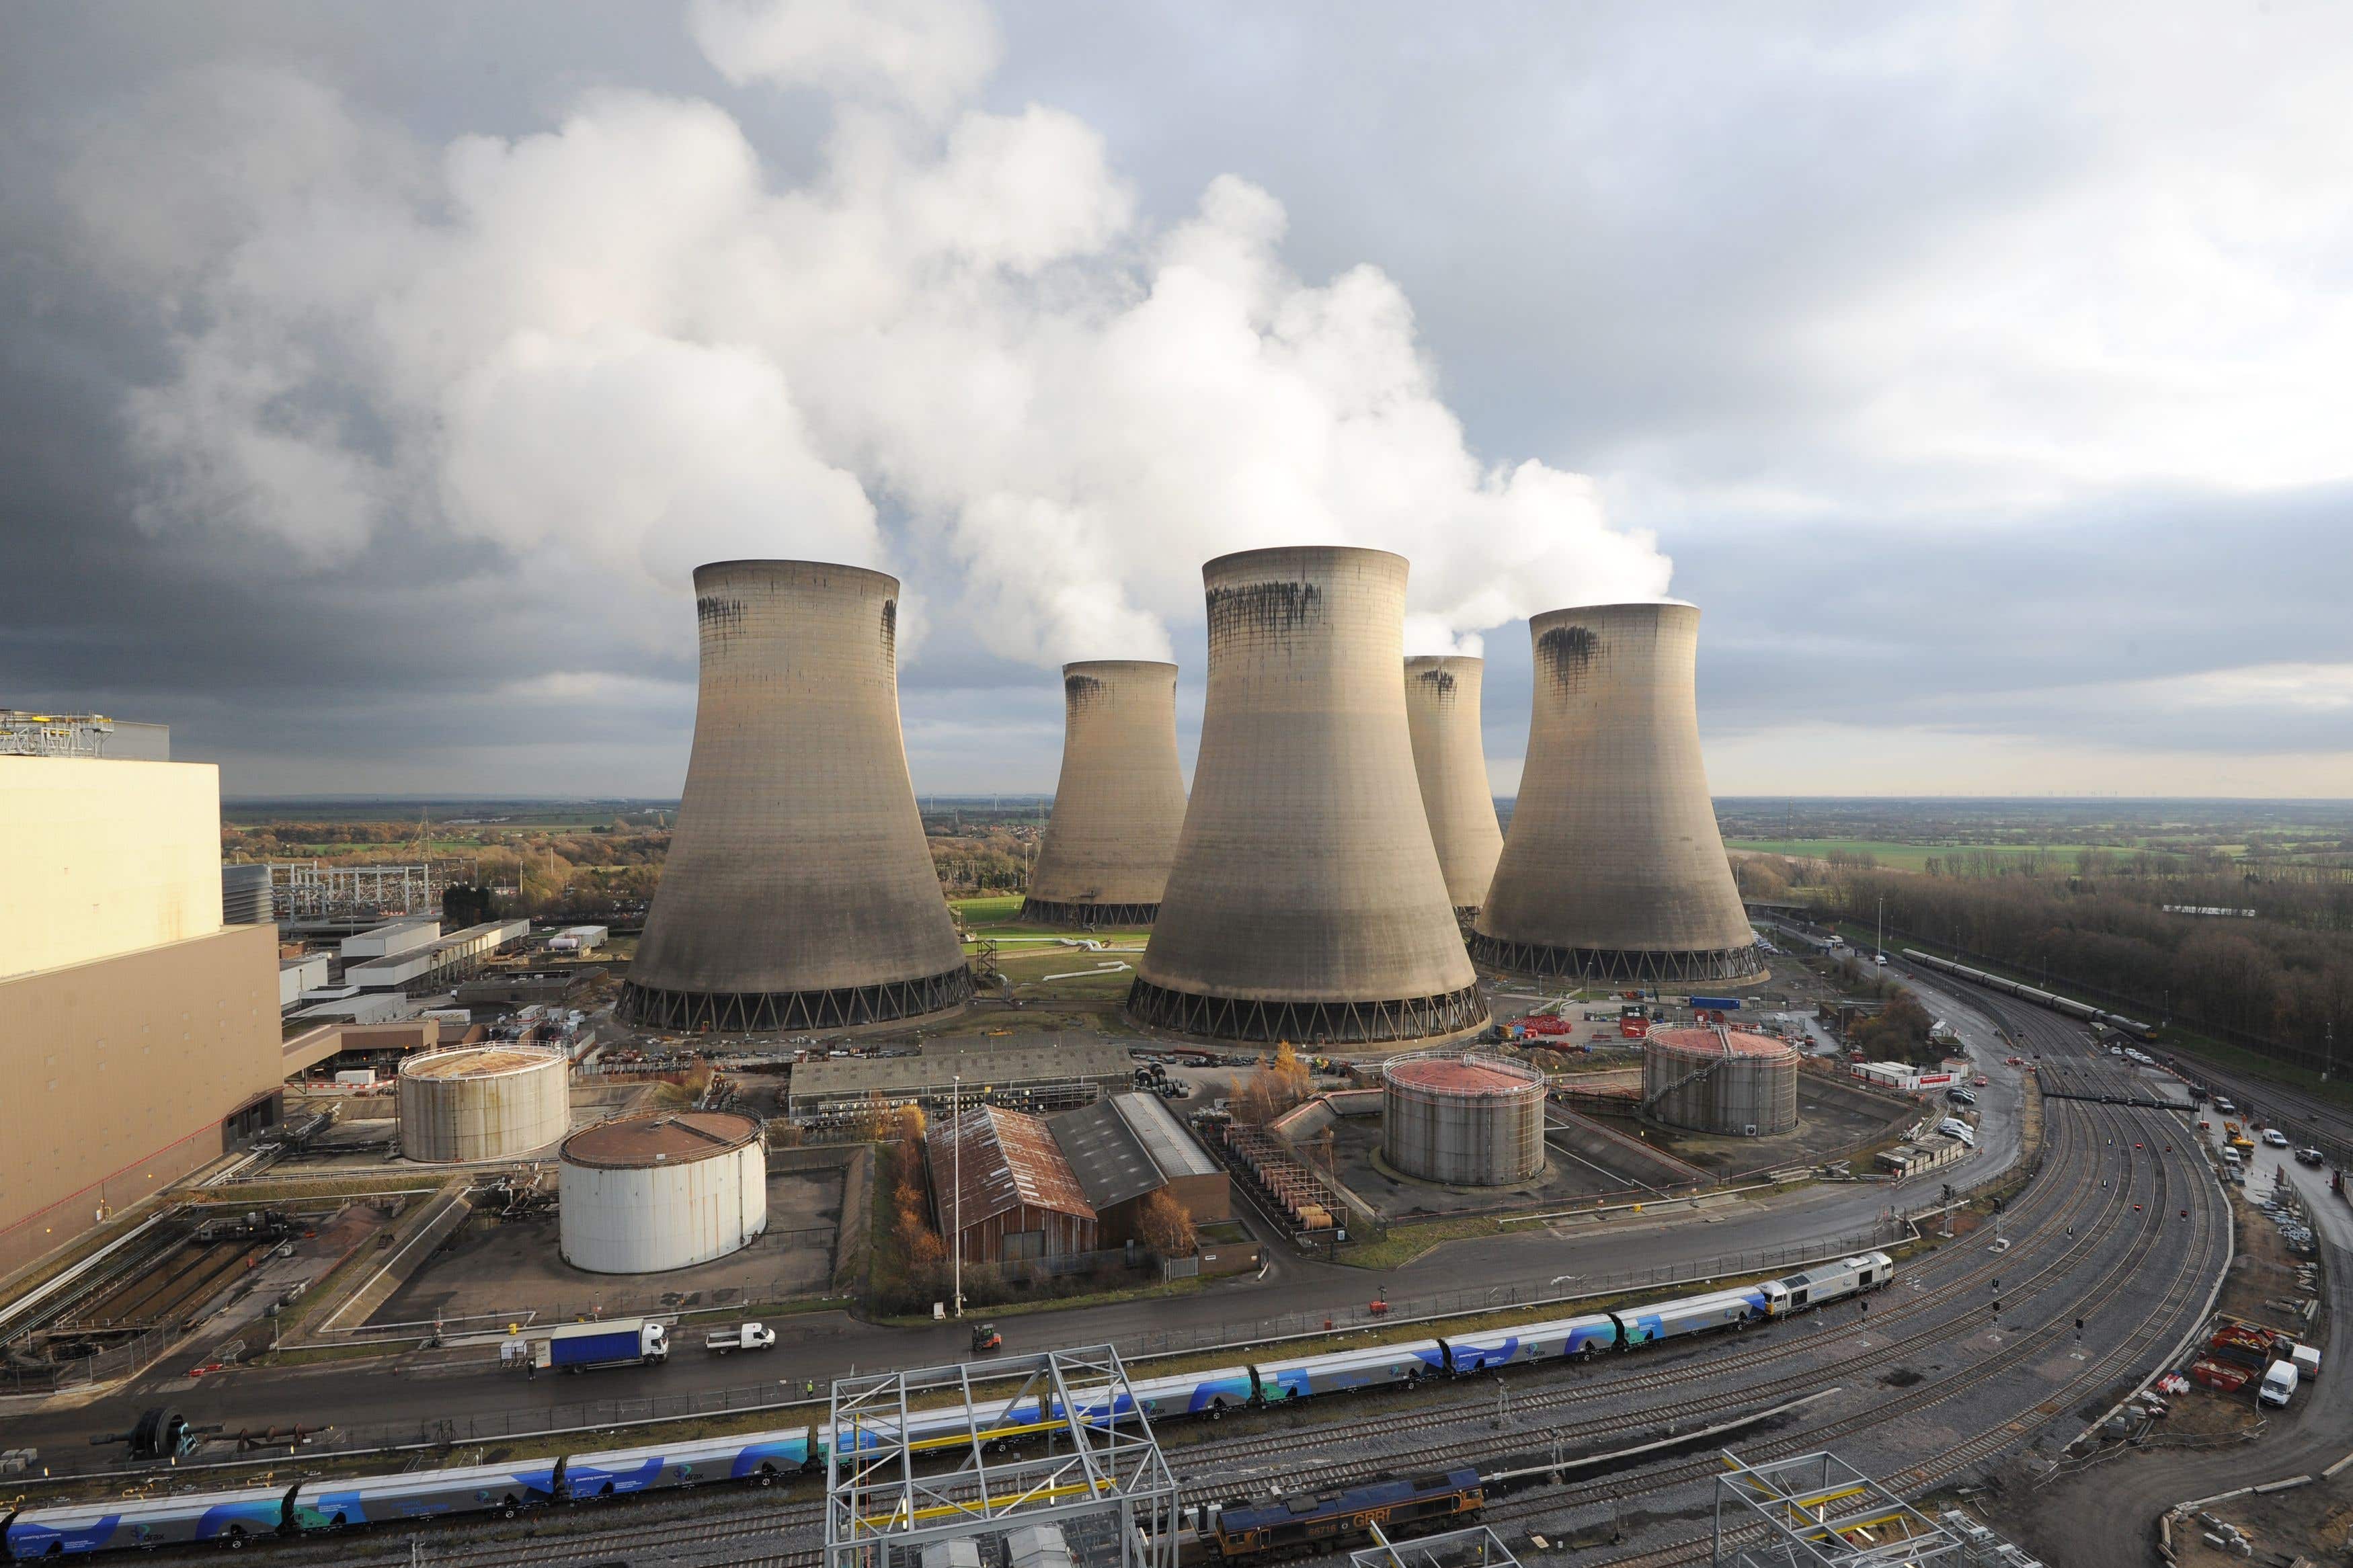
[68, 0, 1671, 668]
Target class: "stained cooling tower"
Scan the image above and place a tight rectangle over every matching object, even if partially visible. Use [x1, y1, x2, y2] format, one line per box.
[620, 560, 972, 1032]
[1128, 546, 1488, 1044]
[1403, 655, 1505, 917]
[1472, 601, 1763, 985]
[1019, 661, 1188, 927]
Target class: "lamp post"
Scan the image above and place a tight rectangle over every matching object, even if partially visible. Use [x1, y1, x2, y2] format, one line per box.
[951, 1072, 963, 1320]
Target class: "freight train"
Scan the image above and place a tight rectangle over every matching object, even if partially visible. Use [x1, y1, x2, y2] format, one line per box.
[1899, 950, 2155, 1040]
[2, 1252, 1892, 1558]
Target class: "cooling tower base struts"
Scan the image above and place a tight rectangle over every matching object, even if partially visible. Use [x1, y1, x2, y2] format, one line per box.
[619, 966, 974, 1032]
[1468, 936, 1765, 986]
[1016, 897, 1160, 927]
[1125, 978, 1488, 1046]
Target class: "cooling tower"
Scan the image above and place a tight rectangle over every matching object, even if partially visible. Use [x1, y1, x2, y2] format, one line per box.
[1019, 661, 1188, 927]
[1472, 600, 1763, 985]
[1127, 546, 1488, 1044]
[620, 560, 972, 1032]
[1403, 655, 1505, 917]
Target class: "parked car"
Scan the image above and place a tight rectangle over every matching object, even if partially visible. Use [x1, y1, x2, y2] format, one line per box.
[2263, 1129, 2290, 1148]
[2295, 1147, 2325, 1167]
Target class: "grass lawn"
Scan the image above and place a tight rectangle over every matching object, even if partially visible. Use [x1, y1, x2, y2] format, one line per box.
[1724, 838, 2089, 871]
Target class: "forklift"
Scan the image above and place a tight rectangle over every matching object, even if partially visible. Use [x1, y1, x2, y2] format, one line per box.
[970, 1322, 1002, 1354]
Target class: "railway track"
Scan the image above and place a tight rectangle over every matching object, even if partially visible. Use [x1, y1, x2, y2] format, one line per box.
[1574, 996, 2231, 1567]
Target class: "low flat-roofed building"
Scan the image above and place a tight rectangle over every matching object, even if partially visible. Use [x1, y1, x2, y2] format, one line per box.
[787, 1034, 1135, 1122]
[454, 966, 604, 1011]
[280, 951, 331, 1008]
[1048, 1091, 1230, 1243]
[928, 1105, 1097, 1264]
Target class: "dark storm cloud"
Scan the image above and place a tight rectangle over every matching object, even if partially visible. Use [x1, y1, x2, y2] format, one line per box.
[3, 1, 2348, 796]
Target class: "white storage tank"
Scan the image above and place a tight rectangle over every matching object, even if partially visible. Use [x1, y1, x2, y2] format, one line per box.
[559, 1110, 767, 1274]
[397, 1044, 571, 1163]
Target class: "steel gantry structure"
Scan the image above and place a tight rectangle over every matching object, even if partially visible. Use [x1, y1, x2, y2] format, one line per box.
[824, 1344, 1178, 1568]
[1712, 1450, 2046, 1568]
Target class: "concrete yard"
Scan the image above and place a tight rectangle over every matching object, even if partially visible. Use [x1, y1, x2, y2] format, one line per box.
[368, 1165, 845, 1329]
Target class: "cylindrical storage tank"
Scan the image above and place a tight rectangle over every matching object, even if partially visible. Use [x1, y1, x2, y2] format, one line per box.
[621, 560, 971, 1032]
[1021, 661, 1189, 927]
[1403, 655, 1505, 917]
[397, 1045, 571, 1163]
[1129, 547, 1487, 1045]
[1380, 1053, 1546, 1186]
[1472, 602, 1763, 985]
[1642, 1026, 1799, 1135]
[559, 1110, 767, 1274]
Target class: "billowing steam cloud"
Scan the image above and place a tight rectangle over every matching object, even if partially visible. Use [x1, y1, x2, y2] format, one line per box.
[69, 0, 1671, 668]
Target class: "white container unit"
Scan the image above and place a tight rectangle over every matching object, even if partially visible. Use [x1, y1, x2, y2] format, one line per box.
[398, 1044, 571, 1163]
[559, 1111, 767, 1274]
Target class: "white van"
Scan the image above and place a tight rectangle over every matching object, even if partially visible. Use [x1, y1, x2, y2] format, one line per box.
[2260, 1360, 2299, 1407]
[2291, 1343, 2322, 1380]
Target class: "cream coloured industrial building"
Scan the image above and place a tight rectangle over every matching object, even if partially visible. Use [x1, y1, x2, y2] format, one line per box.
[0, 750, 282, 1279]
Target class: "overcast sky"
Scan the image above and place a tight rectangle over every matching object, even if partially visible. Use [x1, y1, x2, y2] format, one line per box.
[5, 1, 2350, 800]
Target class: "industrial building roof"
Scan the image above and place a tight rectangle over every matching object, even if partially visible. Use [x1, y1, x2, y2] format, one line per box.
[1646, 1026, 1795, 1061]
[400, 1044, 564, 1079]
[561, 1110, 760, 1169]
[929, 1106, 1094, 1229]
[789, 1035, 1135, 1101]
[1049, 1091, 1222, 1212]
[1384, 1055, 1542, 1096]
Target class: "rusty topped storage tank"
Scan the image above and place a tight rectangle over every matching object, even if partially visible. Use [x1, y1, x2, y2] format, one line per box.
[1021, 661, 1188, 927]
[1642, 1025, 1798, 1135]
[1403, 655, 1504, 917]
[397, 1044, 570, 1163]
[620, 560, 971, 1032]
[559, 1109, 767, 1274]
[1128, 546, 1487, 1046]
[1381, 1051, 1546, 1186]
[1473, 601, 1763, 986]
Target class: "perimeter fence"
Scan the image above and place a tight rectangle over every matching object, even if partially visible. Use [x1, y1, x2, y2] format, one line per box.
[22, 1214, 1931, 1477]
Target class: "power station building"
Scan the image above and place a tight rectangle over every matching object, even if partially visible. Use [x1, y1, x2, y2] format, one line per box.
[1129, 546, 1488, 1045]
[1472, 601, 1763, 985]
[1021, 661, 1188, 926]
[0, 722, 282, 1278]
[1402, 655, 1505, 917]
[621, 561, 972, 1032]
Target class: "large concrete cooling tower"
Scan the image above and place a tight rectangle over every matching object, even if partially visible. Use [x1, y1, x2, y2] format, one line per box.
[621, 560, 972, 1032]
[1127, 546, 1488, 1044]
[1020, 661, 1188, 927]
[1403, 655, 1505, 917]
[1472, 600, 1762, 985]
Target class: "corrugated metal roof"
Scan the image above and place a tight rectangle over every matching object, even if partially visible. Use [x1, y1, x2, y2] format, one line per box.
[791, 1036, 1134, 1098]
[1107, 1091, 1219, 1179]
[1049, 1100, 1161, 1212]
[929, 1106, 1094, 1229]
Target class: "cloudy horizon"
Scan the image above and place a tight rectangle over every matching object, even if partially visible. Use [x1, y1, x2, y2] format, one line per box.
[5, 1, 2350, 800]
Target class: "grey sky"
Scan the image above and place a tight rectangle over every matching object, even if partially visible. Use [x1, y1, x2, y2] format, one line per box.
[4, 1, 2348, 798]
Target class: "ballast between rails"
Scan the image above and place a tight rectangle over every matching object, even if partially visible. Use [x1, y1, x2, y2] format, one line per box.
[1, 1255, 1895, 1558]
[1900, 949, 2155, 1040]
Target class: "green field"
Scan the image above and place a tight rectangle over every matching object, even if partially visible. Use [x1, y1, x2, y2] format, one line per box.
[1724, 839, 2086, 871]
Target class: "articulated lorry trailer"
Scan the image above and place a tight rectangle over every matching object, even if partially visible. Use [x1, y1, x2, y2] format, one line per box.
[530, 1317, 669, 1372]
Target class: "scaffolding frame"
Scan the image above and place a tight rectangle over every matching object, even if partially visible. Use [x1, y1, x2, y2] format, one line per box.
[824, 1344, 1176, 1568]
[0, 710, 113, 757]
[1712, 1450, 2044, 1568]
[1350, 1525, 1523, 1568]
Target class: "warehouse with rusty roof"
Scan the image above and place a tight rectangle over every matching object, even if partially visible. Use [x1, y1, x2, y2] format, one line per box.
[926, 1104, 1098, 1266]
